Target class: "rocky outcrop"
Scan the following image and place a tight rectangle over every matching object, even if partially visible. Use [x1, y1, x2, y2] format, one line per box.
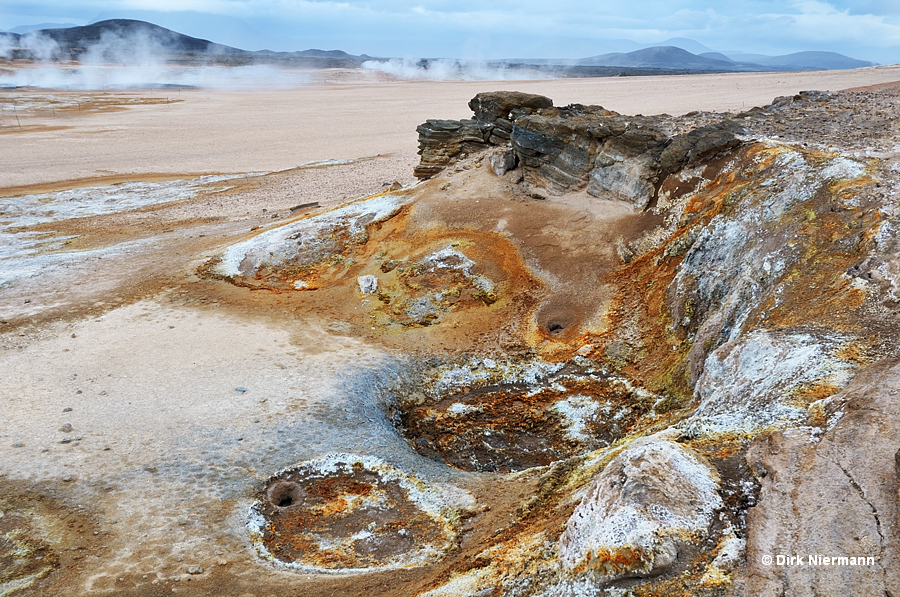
[413, 91, 553, 179]
[414, 92, 746, 208]
[517, 116, 745, 206]
[413, 119, 492, 179]
[558, 437, 722, 584]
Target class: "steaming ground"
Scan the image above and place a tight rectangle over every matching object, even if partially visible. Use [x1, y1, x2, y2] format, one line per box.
[361, 59, 553, 81]
[0, 63, 316, 90]
[3, 66, 900, 595]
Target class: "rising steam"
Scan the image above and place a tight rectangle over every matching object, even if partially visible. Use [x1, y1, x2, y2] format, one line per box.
[362, 58, 551, 81]
[0, 30, 310, 90]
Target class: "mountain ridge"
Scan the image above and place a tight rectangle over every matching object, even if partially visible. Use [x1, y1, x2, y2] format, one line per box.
[0, 19, 876, 73]
[0, 19, 374, 67]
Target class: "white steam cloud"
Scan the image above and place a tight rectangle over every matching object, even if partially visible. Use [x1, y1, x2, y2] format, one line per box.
[2, 63, 311, 90]
[362, 58, 551, 81]
[0, 30, 311, 90]
[12, 32, 62, 62]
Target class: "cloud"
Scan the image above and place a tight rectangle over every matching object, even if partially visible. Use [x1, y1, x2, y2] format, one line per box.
[785, 0, 900, 45]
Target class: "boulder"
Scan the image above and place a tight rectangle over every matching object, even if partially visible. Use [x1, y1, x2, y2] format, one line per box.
[489, 149, 518, 176]
[558, 437, 722, 584]
[468, 91, 553, 123]
[658, 121, 746, 174]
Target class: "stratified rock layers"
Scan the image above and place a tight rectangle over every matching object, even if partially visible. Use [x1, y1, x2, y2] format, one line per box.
[414, 90, 745, 208]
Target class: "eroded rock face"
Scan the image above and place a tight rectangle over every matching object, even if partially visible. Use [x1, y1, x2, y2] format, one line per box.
[414, 92, 746, 208]
[688, 331, 857, 435]
[558, 437, 722, 584]
[414, 91, 554, 179]
[732, 361, 900, 596]
[414, 119, 492, 179]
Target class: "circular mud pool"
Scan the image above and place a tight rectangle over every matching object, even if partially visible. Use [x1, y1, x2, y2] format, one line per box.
[249, 455, 464, 573]
[399, 364, 656, 473]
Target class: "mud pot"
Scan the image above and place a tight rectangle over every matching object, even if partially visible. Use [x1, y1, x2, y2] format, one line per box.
[249, 455, 469, 574]
[396, 361, 659, 473]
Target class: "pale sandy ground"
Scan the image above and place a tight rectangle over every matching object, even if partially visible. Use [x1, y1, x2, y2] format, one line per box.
[4, 66, 900, 189]
[2, 66, 900, 595]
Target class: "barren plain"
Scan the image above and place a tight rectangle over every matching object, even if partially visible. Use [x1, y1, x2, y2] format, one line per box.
[3, 65, 900, 597]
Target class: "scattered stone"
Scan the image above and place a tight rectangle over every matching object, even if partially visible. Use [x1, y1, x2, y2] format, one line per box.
[357, 275, 379, 295]
[59, 423, 73, 432]
[12, 442, 23, 447]
[235, 387, 248, 394]
[288, 201, 319, 213]
[63, 407, 73, 412]
[59, 437, 72, 444]
[489, 149, 518, 176]
[186, 566, 203, 575]
[61, 476, 73, 482]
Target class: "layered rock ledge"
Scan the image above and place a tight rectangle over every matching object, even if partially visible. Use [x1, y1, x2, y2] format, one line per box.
[415, 90, 745, 208]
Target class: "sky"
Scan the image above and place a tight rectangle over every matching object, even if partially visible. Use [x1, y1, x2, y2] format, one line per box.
[1, 1, 899, 63]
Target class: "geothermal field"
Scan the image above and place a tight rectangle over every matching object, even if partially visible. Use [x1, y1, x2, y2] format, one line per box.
[3, 64, 900, 596]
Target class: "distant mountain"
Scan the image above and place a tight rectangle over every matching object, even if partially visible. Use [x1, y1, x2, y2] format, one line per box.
[578, 46, 738, 71]
[0, 19, 373, 66]
[1, 19, 876, 74]
[726, 50, 874, 70]
[699, 52, 735, 63]
[87, 10, 278, 52]
[725, 52, 774, 64]
[574, 45, 875, 73]
[653, 38, 715, 55]
[1, 19, 241, 59]
[754, 51, 874, 70]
